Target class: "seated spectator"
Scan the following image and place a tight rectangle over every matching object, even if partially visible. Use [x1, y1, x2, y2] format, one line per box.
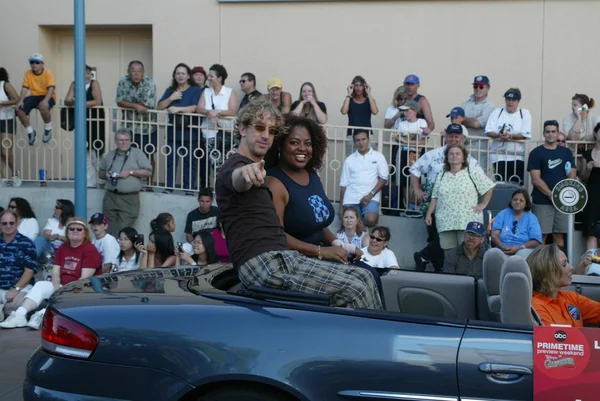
[33, 199, 74, 259]
[485, 88, 532, 184]
[0, 210, 37, 321]
[116, 60, 157, 177]
[0, 67, 20, 184]
[176, 230, 220, 266]
[425, 141, 495, 252]
[115, 227, 147, 272]
[359, 226, 399, 269]
[290, 82, 328, 124]
[528, 120, 577, 246]
[443, 221, 489, 277]
[336, 206, 369, 254]
[339, 129, 388, 228]
[384, 85, 407, 131]
[341, 75, 379, 156]
[8, 197, 39, 241]
[266, 77, 292, 113]
[265, 114, 344, 262]
[563, 93, 597, 141]
[15, 53, 55, 145]
[211, 224, 230, 263]
[146, 229, 176, 268]
[580, 125, 600, 250]
[185, 188, 219, 242]
[89, 213, 119, 273]
[530, 244, 600, 327]
[239, 72, 261, 109]
[0, 217, 102, 329]
[157, 63, 203, 195]
[491, 188, 542, 257]
[64, 64, 106, 187]
[151, 212, 176, 234]
[191, 66, 207, 92]
[572, 248, 599, 275]
[197, 64, 239, 172]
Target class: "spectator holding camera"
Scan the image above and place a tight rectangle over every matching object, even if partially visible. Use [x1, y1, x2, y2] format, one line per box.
[89, 213, 120, 273]
[563, 94, 597, 141]
[341, 75, 379, 156]
[115, 227, 147, 272]
[99, 128, 153, 237]
[176, 230, 220, 266]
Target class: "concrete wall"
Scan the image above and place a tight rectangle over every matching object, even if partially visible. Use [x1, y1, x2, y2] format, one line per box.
[2, 0, 600, 138]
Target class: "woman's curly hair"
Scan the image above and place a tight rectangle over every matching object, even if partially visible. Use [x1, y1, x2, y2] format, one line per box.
[265, 113, 328, 171]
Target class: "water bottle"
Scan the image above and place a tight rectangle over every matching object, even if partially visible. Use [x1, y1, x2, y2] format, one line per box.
[39, 169, 47, 187]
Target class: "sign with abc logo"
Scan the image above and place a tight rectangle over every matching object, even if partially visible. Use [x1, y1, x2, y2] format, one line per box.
[534, 326, 600, 400]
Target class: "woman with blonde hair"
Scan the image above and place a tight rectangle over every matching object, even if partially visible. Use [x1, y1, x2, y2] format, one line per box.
[384, 85, 408, 130]
[290, 82, 328, 124]
[336, 206, 369, 254]
[529, 244, 600, 326]
[563, 93, 597, 141]
[0, 217, 102, 330]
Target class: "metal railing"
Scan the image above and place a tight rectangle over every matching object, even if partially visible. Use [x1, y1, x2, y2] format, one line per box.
[0, 105, 595, 214]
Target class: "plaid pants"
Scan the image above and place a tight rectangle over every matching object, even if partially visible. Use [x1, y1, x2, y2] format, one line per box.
[239, 250, 383, 310]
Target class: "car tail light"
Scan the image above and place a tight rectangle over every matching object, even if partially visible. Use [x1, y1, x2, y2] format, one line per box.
[41, 307, 98, 359]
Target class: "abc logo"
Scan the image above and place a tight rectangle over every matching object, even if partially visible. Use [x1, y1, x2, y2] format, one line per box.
[554, 330, 567, 342]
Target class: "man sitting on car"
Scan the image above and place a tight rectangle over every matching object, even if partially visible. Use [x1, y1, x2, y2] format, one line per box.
[215, 97, 382, 310]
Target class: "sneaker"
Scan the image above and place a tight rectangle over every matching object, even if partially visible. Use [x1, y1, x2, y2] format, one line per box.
[42, 128, 52, 143]
[0, 179, 7, 188]
[413, 251, 427, 272]
[27, 309, 46, 330]
[185, 191, 195, 196]
[162, 189, 173, 194]
[11, 170, 22, 187]
[0, 308, 4, 322]
[0, 311, 27, 328]
[28, 130, 37, 146]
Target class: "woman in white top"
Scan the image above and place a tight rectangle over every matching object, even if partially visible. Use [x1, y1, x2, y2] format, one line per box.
[196, 64, 238, 170]
[562, 93, 597, 142]
[8, 197, 39, 241]
[359, 226, 399, 269]
[0, 67, 20, 184]
[335, 206, 369, 255]
[114, 227, 147, 272]
[33, 199, 75, 259]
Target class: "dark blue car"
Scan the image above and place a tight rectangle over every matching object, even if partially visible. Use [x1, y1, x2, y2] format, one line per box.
[23, 263, 547, 401]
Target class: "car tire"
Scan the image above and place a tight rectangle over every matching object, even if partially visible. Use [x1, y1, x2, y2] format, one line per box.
[199, 385, 294, 401]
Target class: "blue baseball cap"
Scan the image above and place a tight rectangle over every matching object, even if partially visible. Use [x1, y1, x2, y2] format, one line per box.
[465, 221, 485, 237]
[446, 123, 463, 135]
[89, 213, 108, 225]
[404, 74, 420, 84]
[473, 75, 490, 86]
[504, 88, 522, 100]
[446, 107, 465, 118]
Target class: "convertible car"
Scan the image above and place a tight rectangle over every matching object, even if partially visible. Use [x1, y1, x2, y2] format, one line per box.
[22, 257, 600, 401]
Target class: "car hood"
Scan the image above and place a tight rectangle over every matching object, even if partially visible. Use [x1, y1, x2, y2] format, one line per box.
[49, 263, 235, 310]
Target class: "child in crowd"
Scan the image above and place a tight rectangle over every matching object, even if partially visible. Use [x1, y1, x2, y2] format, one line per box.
[89, 213, 119, 273]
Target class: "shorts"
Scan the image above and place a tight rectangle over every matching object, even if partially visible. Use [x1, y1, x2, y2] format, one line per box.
[19, 95, 55, 115]
[130, 131, 158, 157]
[344, 200, 380, 216]
[0, 118, 14, 134]
[439, 230, 465, 250]
[532, 203, 568, 234]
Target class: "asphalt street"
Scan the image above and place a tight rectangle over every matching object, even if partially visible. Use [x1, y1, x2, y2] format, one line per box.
[0, 328, 40, 401]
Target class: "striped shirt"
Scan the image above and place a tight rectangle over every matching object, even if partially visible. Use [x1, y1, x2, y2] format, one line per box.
[0, 233, 37, 290]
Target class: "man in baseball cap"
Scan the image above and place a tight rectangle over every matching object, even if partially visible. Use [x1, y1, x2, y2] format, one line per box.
[402, 73, 435, 135]
[88, 213, 119, 273]
[443, 221, 488, 277]
[15, 52, 57, 146]
[266, 77, 291, 113]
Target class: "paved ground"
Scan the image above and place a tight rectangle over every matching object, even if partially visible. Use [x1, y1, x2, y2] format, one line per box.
[0, 329, 40, 401]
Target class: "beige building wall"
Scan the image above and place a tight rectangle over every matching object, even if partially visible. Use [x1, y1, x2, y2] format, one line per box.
[1, 0, 598, 140]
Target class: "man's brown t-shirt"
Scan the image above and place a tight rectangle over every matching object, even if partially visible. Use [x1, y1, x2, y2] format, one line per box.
[215, 153, 288, 268]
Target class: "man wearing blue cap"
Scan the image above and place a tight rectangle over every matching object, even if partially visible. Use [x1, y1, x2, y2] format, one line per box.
[445, 107, 469, 137]
[461, 75, 495, 174]
[443, 221, 489, 277]
[403, 74, 435, 135]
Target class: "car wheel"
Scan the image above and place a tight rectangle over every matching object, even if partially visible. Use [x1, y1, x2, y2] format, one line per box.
[199, 385, 293, 401]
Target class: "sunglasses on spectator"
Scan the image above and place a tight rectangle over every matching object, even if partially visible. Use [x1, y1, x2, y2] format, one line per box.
[239, 79, 247, 84]
[511, 220, 518, 234]
[557, 139, 566, 143]
[1, 221, 16, 226]
[8, 204, 16, 209]
[55, 205, 62, 210]
[30, 61, 41, 65]
[370, 235, 385, 242]
[249, 123, 278, 136]
[473, 85, 486, 90]
[68, 226, 84, 232]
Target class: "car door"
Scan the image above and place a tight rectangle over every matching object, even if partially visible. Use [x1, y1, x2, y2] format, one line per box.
[457, 321, 533, 401]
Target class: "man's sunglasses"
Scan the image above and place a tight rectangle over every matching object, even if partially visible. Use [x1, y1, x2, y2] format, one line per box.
[30, 61, 41, 65]
[370, 235, 385, 242]
[239, 79, 247, 84]
[473, 85, 486, 90]
[1, 221, 15, 226]
[558, 140, 566, 143]
[68, 226, 84, 232]
[249, 123, 278, 136]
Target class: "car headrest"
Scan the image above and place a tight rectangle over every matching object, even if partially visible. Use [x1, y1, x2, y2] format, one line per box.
[483, 248, 507, 296]
[500, 256, 535, 326]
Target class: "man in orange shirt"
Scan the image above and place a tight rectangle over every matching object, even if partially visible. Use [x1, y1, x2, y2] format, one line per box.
[15, 53, 56, 146]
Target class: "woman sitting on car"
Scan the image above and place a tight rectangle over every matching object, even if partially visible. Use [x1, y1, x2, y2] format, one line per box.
[0, 217, 102, 330]
[529, 244, 600, 327]
[176, 230, 219, 266]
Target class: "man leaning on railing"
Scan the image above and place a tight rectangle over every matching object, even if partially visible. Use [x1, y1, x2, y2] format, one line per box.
[98, 129, 152, 237]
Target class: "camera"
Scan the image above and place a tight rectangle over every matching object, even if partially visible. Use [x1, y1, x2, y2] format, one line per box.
[110, 171, 120, 186]
[177, 242, 184, 253]
[577, 104, 589, 112]
[134, 234, 144, 245]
